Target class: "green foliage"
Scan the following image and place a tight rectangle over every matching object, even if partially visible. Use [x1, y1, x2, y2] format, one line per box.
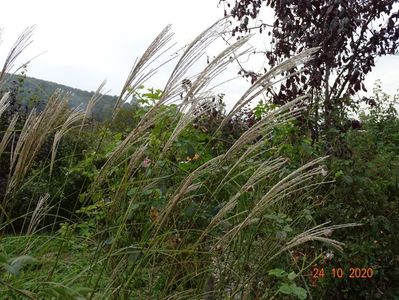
[131, 85, 163, 107]
[0, 254, 38, 276]
[249, 83, 399, 298]
[267, 268, 307, 299]
[1, 24, 397, 299]
[314, 94, 399, 299]
[2, 76, 398, 298]
[1, 73, 119, 120]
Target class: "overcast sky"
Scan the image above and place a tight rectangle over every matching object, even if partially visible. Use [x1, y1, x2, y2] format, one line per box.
[1, 0, 398, 109]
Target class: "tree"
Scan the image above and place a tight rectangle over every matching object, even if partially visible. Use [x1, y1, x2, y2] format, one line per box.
[220, 0, 399, 144]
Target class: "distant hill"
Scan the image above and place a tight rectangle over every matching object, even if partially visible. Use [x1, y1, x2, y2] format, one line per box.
[1, 74, 130, 120]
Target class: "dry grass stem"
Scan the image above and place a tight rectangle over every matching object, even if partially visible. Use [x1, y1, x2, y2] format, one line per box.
[218, 47, 320, 131]
[273, 222, 362, 258]
[154, 155, 223, 235]
[0, 114, 18, 157]
[7, 90, 71, 195]
[199, 157, 288, 243]
[0, 92, 10, 117]
[26, 193, 51, 235]
[50, 106, 85, 176]
[99, 20, 240, 184]
[160, 18, 227, 105]
[113, 25, 174, 118]
[224, 96, 307, 160]
[0, 26, 34, 87]
[80, 80, 108, 133]
[162, 20, 252, 152]
[216, 157, 328, 246]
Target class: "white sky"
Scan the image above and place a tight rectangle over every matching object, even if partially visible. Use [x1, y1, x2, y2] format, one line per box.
[1, 0, 398, 109]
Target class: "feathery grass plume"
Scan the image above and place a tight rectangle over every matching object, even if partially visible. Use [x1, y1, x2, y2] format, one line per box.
[131, 19, 233, 151]
[216, 156, 329, 247]
[141, 19, 242, 149]
[0, 92, 10, 117]
[216, 153, 288, 197]
[0, 114, 18, 158]
[0, 26, 34, 87]
[179, 35, 251, 108]
[92, 26, 176, 186]
[6, 89, 71, 196]
[214, 222, 361, 298]
[224, 96, 307, 161]
[197, 157, 288, 244]
[159, 18, 227, 105]
[50, 106, 85, 176]
[281, 222, 362, 253]
[9, 108, 36, 170]
[94, 21, 234, 188]
[162, 34, 253, 152]
[112, 25, 174, 119]
[80, 80, 107, 132]
[176, 35, 252, 113]
[211, 96, 306, 197]
[218, 47, 320, 131]
[162, 93, 218, 153]
[153, 155, 223, 236]
[26, 193, 51, 235]
[276, 222, 357, 253]
[232, 222, 364, 292]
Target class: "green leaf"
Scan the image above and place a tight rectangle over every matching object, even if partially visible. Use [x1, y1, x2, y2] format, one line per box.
[127, 187, 138, 197]
[264, 213, 285, 223]
[288, 271, 296, 280]
[129, 201, 146, 211]
[6, 255, 38, 276]
[275, 230, 287, 241]
[279, 283, 294, 295]
[342, 175, 353, 184]
[268, 268, 287, 278]
[283, 225, 293, 232]
[279, 283, 307, 299]
[293, 286, 307, 300]
[335, 170, 344, 178]
[47, 286, 71, 298]
[74, 287, 93, 296]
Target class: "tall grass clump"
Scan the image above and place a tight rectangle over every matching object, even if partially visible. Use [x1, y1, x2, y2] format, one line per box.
[0, 20, 360, 299]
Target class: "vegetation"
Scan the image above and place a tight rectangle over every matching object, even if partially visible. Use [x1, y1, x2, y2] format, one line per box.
[2, 72, 121, 121]
[220, 0, 398, 147]
[0, 16, 397, 300]
[221, 1, 399, 296]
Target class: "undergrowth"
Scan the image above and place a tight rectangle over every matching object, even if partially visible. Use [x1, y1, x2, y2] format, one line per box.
[0, 21, 363, 299]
